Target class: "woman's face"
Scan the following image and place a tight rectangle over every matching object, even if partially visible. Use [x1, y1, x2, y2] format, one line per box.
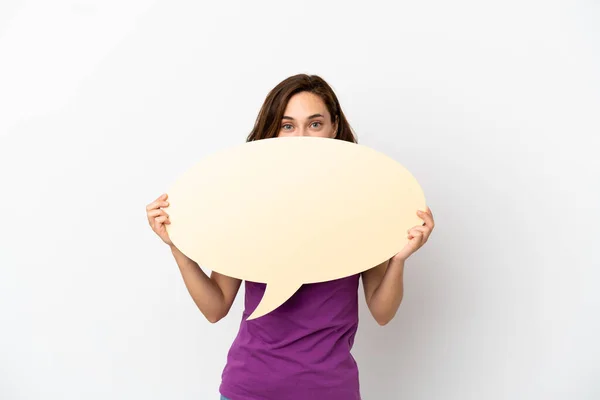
[277, 91, 337, 138]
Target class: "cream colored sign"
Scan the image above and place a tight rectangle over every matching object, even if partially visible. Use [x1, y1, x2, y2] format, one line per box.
[165, 136, 426, 320]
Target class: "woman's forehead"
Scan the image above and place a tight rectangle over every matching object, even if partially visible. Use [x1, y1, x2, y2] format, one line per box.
[283, 92, 329, 119]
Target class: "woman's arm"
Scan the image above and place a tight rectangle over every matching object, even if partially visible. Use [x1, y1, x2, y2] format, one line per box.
[361, 207, 435, 326]
[361, 258, 405, 325]
[171, 245, 242, 323]
[146, 193, 241, 323]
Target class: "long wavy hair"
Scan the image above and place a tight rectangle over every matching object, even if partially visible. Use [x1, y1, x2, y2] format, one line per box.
[246, 74, 357, 143]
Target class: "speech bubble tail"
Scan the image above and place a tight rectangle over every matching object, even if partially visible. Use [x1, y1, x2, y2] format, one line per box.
[246, 281, 303, 320]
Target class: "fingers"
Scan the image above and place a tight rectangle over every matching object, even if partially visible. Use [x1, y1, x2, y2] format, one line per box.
[408, 226, 427, 233]
[407, 229, 425, 244]
[155, 215, 170, 224]
[146, 193, 169, 212]
[407, 226, 429, 244]
[147, 208, 169, 219]
[401, 207, 434, 256]
[146, 194, 170, 227]
[408, 228, 425, 237]
[417, 208, 435, 229]
[148, 211, 169, 226]
[153, 215, 170, 232]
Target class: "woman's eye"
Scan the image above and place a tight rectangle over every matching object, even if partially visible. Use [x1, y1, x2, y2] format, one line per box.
[282, 124, 293, 130]
[311, 122, 322, 128]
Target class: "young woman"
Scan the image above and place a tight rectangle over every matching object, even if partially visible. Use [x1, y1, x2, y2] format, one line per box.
[145, 74, 435, 400]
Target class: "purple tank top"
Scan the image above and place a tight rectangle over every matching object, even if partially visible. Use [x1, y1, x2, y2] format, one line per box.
[219, 274, 361, 400]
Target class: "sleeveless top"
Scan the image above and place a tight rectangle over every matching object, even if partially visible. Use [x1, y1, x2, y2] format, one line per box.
[219, 274, 362, 400]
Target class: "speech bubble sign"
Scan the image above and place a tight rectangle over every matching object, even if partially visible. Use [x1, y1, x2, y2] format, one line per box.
[165, 136, 426, 320]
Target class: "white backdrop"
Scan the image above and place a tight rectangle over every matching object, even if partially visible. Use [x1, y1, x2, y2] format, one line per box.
[1, 1, 599, 399]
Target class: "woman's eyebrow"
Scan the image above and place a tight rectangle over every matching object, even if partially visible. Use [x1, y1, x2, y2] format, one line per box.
[282, 113, 324, 120]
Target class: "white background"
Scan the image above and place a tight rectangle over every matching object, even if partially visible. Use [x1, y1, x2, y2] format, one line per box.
[1, 1, 599, 399]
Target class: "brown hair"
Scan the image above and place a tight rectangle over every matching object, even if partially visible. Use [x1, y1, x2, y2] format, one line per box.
[246, 74, 357, 143]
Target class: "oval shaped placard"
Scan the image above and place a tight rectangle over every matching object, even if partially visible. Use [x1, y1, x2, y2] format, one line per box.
[165, 136, 426, 319]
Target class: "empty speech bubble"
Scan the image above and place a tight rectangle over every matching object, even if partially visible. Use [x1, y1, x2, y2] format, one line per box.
[165, 136, 426, 320]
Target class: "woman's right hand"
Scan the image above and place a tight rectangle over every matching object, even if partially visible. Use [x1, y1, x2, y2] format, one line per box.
[146, 193, 173, 247]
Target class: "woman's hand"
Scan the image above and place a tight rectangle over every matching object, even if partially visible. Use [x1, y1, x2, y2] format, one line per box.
[146, 193, 173, 246]
[392, 207, 435, 262]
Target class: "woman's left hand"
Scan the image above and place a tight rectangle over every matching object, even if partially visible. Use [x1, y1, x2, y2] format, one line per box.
[392, 207, 435, 262]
